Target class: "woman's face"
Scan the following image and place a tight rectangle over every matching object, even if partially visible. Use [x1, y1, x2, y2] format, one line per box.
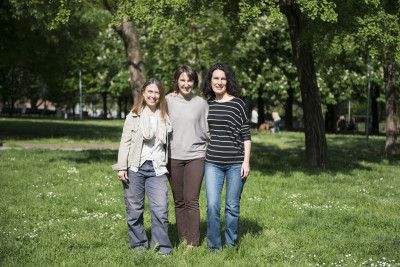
[211, 69, 227, 97]
[143, 84, 160, 110]
[177, 72, 194, 97]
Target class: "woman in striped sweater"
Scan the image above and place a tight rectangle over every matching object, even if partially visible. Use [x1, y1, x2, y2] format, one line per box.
[200, 63, 251, 252]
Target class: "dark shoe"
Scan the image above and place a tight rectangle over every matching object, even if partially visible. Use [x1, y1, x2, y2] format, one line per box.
[223, 244, 238, 252]
[210, 248, 222, 255]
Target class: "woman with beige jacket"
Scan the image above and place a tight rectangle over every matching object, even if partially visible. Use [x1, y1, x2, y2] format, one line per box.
[112, 78, 173, 256]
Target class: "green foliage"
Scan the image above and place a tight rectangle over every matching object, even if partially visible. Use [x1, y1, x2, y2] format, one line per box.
[92, 25, 128, 98]
[3, 0, 400, 127]
[238, 0, 263, 24]
[109, 70, 131, 98]
[1, 0, 109, 109]
[297, 0, 337, 22]
[140, 2, 238, 91]
[8, 0, 82, 30]
[110, 0, 196, 35]
[233, 14, 298, 108]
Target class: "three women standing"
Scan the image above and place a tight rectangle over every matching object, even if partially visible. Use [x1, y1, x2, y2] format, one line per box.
[112, 78, 173, 256]
[113, 63, 251, 254]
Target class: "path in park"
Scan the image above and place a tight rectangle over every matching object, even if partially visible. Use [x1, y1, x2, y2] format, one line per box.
[0, 143, 119, 151]
[0, 142, 303, 152]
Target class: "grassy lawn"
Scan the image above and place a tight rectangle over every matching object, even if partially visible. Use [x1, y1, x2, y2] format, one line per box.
[1, 118, 399, 266]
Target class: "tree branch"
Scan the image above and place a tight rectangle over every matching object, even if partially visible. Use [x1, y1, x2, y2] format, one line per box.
[103, 0, 114, 15]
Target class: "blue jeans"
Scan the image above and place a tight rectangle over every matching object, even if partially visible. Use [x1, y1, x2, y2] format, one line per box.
[274, 120, 280, 133]
[124, 160, 172, 255]
[205, 162, 246, 250]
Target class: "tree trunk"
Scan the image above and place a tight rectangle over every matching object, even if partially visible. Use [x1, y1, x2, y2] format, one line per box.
[257, 87, 265, 127]
[383, 51, 397, 154]
[279, 0, 328, 167]
[118, 19, 146, 104]
[285, 87, 294, 131]
[103, 1, 146, 104]
[371, 83, 380, 135]
[124, 95, 129, 118]
[7, 98, 15, 117]
[30, 98, 39, 111]
[325, 104, 336, 133]
[193, 25, 203, 87]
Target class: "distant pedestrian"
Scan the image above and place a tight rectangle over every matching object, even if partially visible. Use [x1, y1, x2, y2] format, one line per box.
[337, 115, 347, 131]
[112, 78, 173, 256]
[251, 108, 258, 130]
[272, 108, 281, 133]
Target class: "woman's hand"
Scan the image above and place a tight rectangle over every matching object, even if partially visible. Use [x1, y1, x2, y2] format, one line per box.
[241, 140, 251, 179]
[118, 170, 129, 183]
[168, 91, 178, 97]
[241, 161, 250, 179]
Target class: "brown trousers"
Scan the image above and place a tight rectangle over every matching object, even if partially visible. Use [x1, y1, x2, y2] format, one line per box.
[168, 157, 205, 246]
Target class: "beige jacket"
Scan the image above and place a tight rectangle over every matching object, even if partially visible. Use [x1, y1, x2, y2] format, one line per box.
[112, 112, 171, 172]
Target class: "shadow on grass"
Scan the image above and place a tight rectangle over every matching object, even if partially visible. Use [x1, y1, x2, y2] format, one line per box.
[50, 150, 118, 164]
[250, 147, 400, 177]
[54, 146, 400, 185]
[166, 217, 262, 248]
[0, 119, 122, 142]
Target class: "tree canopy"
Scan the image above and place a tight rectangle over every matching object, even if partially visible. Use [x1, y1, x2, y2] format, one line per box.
[1, 0, 398, 161]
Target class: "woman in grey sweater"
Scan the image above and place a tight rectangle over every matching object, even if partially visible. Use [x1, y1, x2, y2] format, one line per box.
[166, 65, 209, 246]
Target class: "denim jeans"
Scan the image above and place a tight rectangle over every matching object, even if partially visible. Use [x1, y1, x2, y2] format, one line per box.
[205, 162, 246, 250]
[274, 120, 280, 133]
[124, 160, 172, 255]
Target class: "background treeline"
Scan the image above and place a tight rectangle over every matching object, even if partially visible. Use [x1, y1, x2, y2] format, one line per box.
[1, 0, 399, 165]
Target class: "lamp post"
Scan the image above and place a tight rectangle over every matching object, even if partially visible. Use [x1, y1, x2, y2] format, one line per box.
[366, 56, 372, 147]
[79, 69, 82, 120]
[348, 100, 351, 123]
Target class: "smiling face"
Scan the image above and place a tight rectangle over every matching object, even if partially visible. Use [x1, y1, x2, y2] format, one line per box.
[142, 83, 160, 111]
[177, 72, 194, 97]
[211, 69, 227, 97]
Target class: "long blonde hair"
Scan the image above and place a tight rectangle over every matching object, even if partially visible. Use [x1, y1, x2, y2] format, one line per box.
[131, 78, 168, 121]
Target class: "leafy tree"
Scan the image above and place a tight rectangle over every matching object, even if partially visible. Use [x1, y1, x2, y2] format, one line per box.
[314, 40, 385, 134]
[233, 14, 299, 129]
[350, 0, 399, 153]
[109, 69, 131, 118]
[140, 2, 236, 91]
[1, 0, 107, 115]
[91, 25, 128, 119]
[102, 0, 146, 104]
[110, 0, 330, 166]
[312, 0, 398, 152]
[9, 0, 146, 105]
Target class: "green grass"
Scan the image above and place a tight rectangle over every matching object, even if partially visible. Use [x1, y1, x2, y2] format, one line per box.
[252, 131, 386, 152]
[1, 118, 399, 266]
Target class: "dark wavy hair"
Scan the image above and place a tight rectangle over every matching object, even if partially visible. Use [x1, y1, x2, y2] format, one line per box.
[172, 65, 198, 92]
[200, 63, 241, 99]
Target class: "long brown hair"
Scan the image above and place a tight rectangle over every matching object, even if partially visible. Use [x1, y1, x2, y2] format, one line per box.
[131, 78, 168, 121]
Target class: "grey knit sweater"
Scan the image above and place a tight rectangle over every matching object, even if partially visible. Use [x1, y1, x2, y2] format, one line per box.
[166, 95, 209, 160]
